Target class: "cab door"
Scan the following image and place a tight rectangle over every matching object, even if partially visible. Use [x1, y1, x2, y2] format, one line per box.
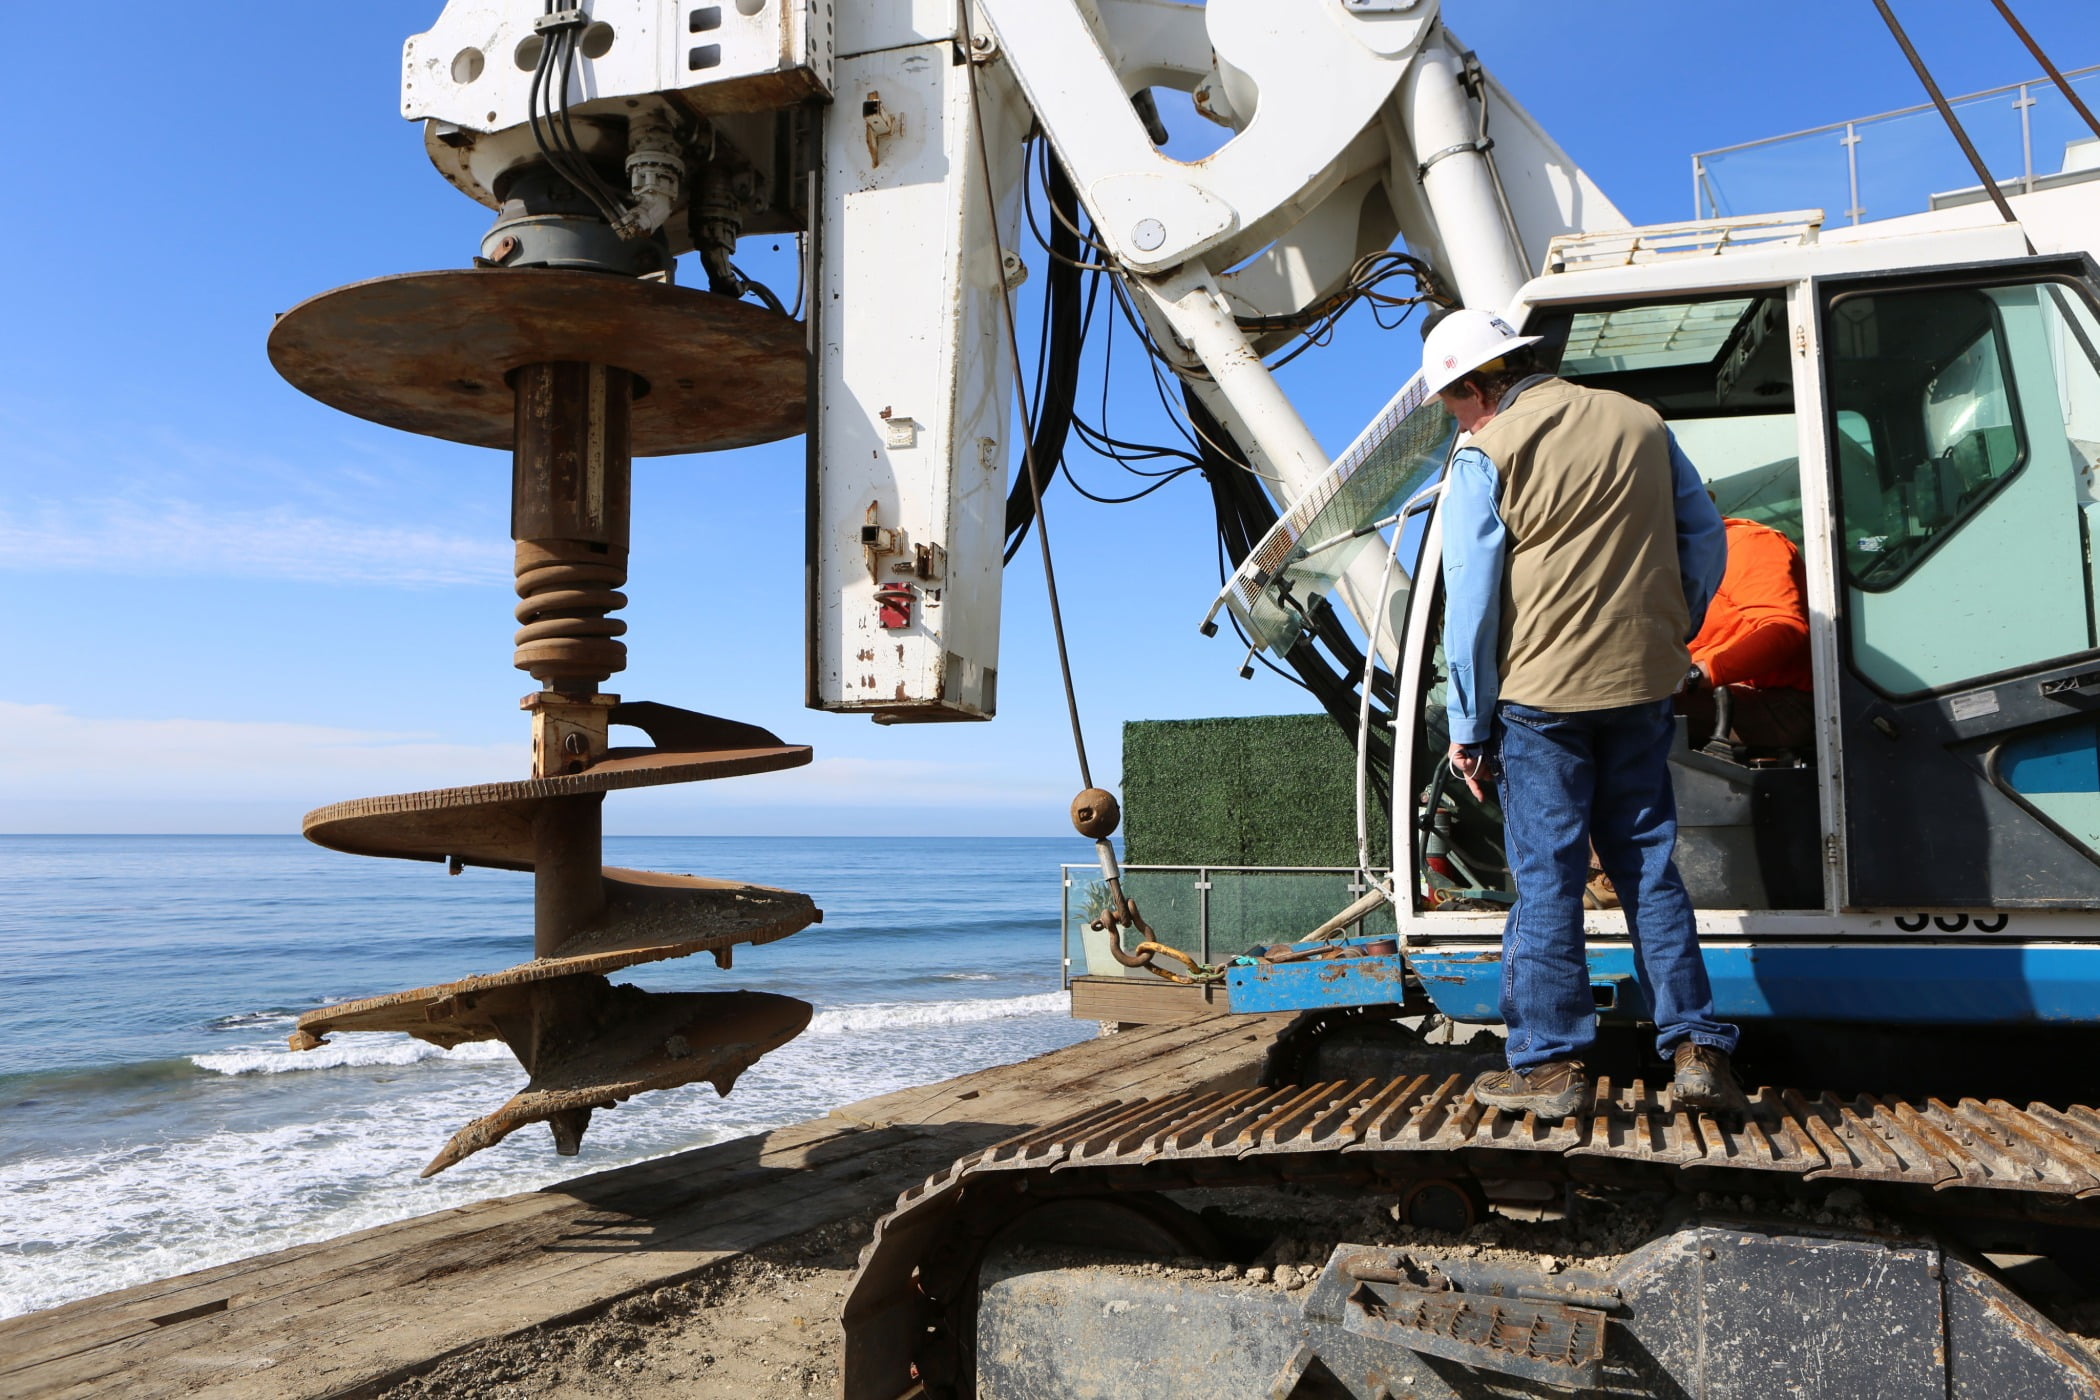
[1821, 264, 2100, 907]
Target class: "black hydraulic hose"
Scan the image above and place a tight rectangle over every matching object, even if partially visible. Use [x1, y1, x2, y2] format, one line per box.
[1003, 158, 1086, 563]
[1182, 390, 1395, 802]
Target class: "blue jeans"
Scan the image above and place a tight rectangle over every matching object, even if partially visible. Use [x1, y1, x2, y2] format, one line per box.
[1493, 698, 1739, 1071]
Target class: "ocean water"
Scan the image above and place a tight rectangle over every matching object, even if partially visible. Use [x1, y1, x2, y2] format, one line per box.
[0, 835, 1092, 1319]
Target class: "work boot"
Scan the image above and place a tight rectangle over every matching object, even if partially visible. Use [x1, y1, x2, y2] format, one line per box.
[1671, 1042, 1741, 1112]
[1472, 1060, 1588, 1119]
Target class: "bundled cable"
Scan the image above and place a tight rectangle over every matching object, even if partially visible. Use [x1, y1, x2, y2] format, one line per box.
[1185, 390, 1397, 809]
[528, 4, 630, 227]
[1002, 153, 1089, 562]
[997, 133, 1401, 823]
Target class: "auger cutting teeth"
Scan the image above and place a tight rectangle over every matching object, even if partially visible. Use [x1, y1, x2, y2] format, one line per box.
[290, 871, 820, 1049]
[416, 984, 813, 1177]
[287, 714, 825, 1174]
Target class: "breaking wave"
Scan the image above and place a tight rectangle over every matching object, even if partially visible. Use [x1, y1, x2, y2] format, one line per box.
[190, 1038, 515, 1076]
[806, 990, 1067, 1034]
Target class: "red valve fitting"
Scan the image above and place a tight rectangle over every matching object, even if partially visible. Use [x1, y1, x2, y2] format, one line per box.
[874, 582, 916, 629]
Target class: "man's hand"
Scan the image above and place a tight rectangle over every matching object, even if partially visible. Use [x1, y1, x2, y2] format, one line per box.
[1448, 741, 1493, 801]
[1676, 662, 1708, 696]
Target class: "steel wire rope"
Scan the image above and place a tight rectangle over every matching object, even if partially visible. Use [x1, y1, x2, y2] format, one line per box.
[956, 9, 1228, 985]
[968, 20, 1393, 818]
[953, 10, 1095, 792]
[1012, 134, 1220, 498]
[1988, 0, 2100, 141]
[1868, 0, 2018, 225]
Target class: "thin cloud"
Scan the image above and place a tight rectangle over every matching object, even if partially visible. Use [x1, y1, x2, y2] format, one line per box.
[0, 702, 517, 802]
[0, 703, 1064, 818]
[0, 498, 504, 586]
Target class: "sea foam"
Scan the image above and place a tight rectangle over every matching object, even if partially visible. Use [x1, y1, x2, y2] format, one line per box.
[190, 1038, 515, 1076]
[807, 990, 1068, 1034]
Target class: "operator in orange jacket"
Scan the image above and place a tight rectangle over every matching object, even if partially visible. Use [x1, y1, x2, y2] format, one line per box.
[1678, 515, 1814, 752]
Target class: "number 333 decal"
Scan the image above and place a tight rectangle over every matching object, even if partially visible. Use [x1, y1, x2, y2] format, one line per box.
[1892, 913, 2010, 932]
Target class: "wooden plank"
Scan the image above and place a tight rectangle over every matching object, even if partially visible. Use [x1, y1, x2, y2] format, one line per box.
[1069, 975, 1225, 1024]
[2, 1011, 1286, 1400]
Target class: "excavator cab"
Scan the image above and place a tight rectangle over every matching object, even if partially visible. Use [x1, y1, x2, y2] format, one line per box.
[1417, 287, 1825, 912]
[1391, 251, 2100, 1032]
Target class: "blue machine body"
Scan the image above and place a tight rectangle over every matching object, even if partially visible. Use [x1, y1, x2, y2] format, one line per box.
[1225, 938, 2100, 1025]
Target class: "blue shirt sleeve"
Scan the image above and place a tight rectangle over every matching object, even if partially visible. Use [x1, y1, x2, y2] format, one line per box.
[1440, 445, 1507, 747]
[1670, 431, 1727, 639]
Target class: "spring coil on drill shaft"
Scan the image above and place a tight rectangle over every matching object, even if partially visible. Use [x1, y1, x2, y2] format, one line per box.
[510, 360, 635, 691]
[513, 540, 628, 686]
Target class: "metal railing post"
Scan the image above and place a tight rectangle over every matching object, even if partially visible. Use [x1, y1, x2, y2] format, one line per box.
[2016, 83, 2036, 193]
[1197, 867, 1212, 967]
[1842, 122, 1863, 225]
[1061, 866, 1073, 989]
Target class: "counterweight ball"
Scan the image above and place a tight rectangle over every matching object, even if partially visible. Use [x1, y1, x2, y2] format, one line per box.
[1070, 788, 1121, 839]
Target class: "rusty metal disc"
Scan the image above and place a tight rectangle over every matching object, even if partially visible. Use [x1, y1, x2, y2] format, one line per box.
[302, 743, 810, 868]
[303, 701, 811, 869]
[267, 268, 806, 456]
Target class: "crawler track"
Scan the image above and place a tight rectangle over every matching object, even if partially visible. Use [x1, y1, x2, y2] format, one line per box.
[841, 1074, 2100, 1397]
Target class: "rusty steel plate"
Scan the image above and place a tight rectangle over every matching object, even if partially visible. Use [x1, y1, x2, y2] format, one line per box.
[267, 268, 806, 455]
[291, 868, 818, 1047]
[304, 743, 811, 868]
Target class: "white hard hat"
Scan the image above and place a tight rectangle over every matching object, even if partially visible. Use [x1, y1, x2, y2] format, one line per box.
[1420, 308, 1542, 397]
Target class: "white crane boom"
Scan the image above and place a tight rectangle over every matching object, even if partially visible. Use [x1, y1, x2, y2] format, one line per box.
[395, 0, 1623, 719]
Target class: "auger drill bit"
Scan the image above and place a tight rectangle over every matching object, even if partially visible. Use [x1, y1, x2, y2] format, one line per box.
[269, 262, 817, 1175]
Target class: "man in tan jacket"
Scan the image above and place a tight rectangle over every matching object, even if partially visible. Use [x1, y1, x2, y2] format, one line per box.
[1428, 309, 1738, 1117]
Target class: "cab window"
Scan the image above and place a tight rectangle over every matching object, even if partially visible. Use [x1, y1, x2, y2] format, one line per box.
[1545, 293, 1802, 540]
[1827, 280, 2100, 694]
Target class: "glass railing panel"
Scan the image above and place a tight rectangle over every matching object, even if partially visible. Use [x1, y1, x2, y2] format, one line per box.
[2023, 74, 2100, 188]
[1205, 870, 1394, 958]
[1062, 866, 1395, 982]
[1697, 132, 1852, 223]
[1857, 100, 2019, 221]
[1064, 867, 1204, 979]
[1694, 69, 2100, 226]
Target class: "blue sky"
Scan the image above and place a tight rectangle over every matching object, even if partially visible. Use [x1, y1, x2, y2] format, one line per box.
[1, 1, 2091, 834]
